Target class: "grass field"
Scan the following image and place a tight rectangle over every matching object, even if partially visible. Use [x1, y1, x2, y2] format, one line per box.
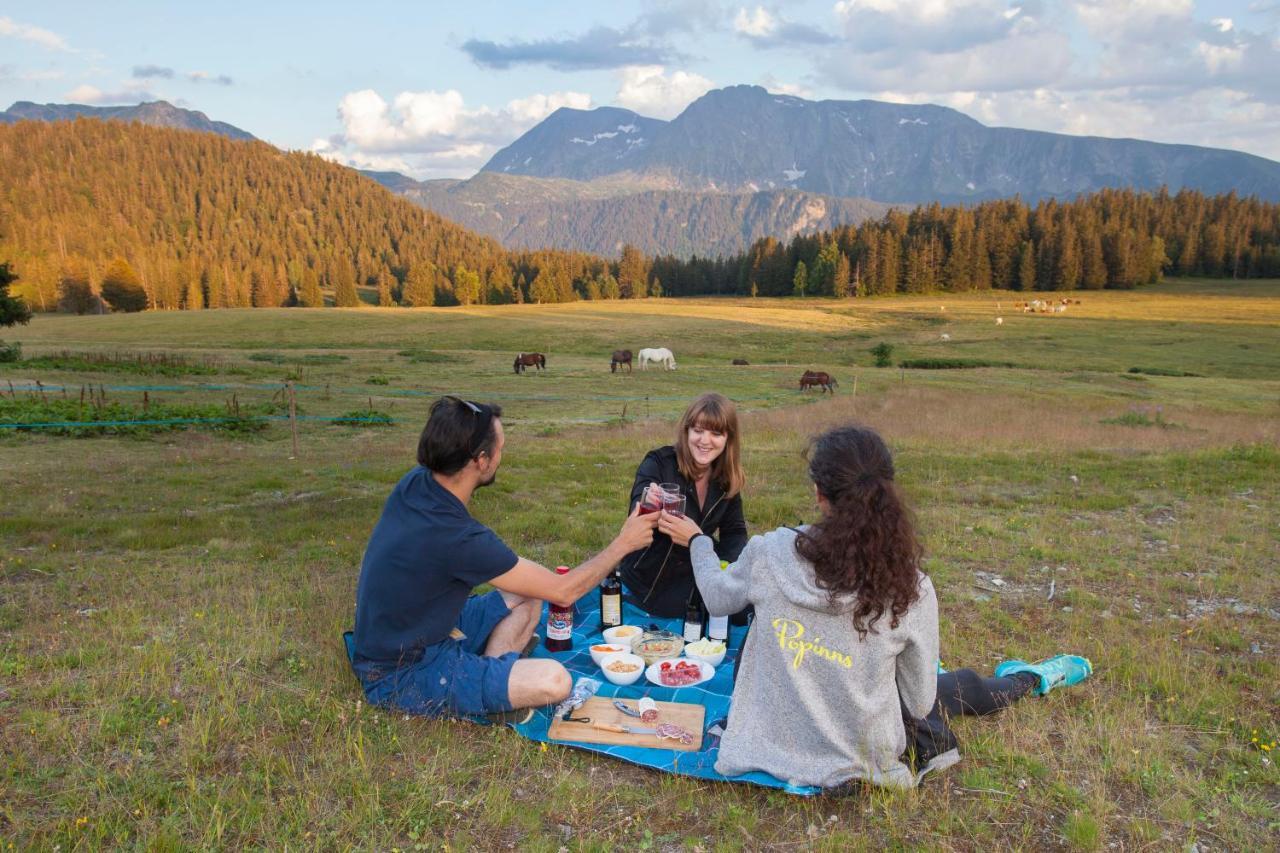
[2, 279, 1278, 849]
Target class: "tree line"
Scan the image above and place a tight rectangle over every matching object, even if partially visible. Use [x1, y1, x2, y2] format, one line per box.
[649, 189, 1280, 298]
[1, 119, 1278, 314]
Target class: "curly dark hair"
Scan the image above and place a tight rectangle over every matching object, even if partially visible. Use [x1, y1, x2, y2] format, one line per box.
[794, 425, 924, 638]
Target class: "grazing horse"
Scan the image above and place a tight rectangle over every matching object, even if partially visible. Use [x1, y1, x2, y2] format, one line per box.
[799, 370, 837, 394]
[610, 349, 633, 374]
[637, 347, 677, 370]
[732, 358, 749, 365]
[513, 352, 546, 374]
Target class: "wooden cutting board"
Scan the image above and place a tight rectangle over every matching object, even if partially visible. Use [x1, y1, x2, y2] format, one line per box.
[547, 696, 705, 751]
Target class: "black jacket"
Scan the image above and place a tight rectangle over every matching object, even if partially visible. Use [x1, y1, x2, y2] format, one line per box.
[618, 446, 749, 617]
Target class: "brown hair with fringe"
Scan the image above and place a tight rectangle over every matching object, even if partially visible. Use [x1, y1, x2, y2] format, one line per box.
[794, 424, 923, 638]
[674, 393, 744, 499]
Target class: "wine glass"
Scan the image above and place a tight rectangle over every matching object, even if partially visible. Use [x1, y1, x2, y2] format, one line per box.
[639, 482, 663, 515]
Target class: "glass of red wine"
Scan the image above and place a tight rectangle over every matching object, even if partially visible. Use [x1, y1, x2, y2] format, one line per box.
[661, 485, 686, 518]
[639, 482, 664, 515]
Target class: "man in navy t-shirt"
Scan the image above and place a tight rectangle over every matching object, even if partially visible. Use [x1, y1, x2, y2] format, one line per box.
[353, 396, 657, 721]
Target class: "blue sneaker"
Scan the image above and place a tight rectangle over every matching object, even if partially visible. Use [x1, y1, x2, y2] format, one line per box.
[995, 654, 1093, 696]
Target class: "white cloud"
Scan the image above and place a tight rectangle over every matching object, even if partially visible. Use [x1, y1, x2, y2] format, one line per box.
[734, 7, 778, 37]
[614, 65, 715, 119]
[759, 74, 814, 98]
[504, 91, 592, 124]
[1197, 41, 1244, 73]
[63, 82, 157, 105]
[0, 16, 73, 52]
[324, 87, 594, 179]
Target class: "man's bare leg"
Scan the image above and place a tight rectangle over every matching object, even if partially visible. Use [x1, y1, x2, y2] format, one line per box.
[484, 596, 540, 657]
[506, 659, 572, 709]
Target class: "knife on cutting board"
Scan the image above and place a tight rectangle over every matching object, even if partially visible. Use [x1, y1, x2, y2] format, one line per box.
[592, 721, 658, 735]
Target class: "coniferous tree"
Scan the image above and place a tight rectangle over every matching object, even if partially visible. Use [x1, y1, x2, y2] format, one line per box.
[298, 267, 324, 307]
[0, 262, 33, 328]
[833, 252, 852, 298]
[100, 257, 148, 312]
[617, 245, 648, 298]
[333, 263, 360, 307]
[1017, 241, 1036, 291]
[58, 258, 97, 314]
[401, 264, 436, 307]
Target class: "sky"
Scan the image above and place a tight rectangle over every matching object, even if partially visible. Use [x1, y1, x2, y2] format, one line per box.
[3, 0, 1280, 180]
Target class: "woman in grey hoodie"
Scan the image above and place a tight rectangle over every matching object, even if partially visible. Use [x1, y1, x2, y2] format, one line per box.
[657, 424, 950, 788]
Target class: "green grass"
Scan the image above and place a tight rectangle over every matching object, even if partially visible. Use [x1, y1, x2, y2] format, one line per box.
[1, 279, 1277, 848]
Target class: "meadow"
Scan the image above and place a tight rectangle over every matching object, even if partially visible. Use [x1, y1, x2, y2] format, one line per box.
[1, 280, 1277, 850]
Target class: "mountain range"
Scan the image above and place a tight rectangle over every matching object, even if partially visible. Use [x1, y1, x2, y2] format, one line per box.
[6, 88, 1280, 259]
[483, 85, 1280, 205]
[0, 100, 255, 141]
[360, 170, 893, 257]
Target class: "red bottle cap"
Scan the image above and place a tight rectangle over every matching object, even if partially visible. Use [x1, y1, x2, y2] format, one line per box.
[555, 565, 570, 575]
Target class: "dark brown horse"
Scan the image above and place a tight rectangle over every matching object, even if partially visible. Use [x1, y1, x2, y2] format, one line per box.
[610, 349, 633, 373]
[732, 358, 749, 366]
[799, 370, 837, 394]
[513, 352, 546, 374]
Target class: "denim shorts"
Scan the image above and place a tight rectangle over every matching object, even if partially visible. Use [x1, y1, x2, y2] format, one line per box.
[362, 590, 518, 718]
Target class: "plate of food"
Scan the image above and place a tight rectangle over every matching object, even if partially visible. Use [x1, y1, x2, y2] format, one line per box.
[644, 657, 714, 688]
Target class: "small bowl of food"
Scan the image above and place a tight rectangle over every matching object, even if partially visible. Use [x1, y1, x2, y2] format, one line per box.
[603, 625, 642, 649]
[684, 637, 727, 668]
[634, 629, 684, 666]
[599, 652, 645, 686]
[589, 642, 628, 667]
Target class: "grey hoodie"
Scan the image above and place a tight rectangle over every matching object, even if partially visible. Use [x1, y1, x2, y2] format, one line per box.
[691, 528, 959, 789]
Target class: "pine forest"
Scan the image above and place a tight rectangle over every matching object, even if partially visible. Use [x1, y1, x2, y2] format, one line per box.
[2, 119, 1279, 313]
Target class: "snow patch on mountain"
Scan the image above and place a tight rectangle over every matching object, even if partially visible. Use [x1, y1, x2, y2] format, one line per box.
[898, 118, 928, 126]
[570, 131, 620, 146]
[617, 124, 637, 133]
[782, 165, 806, 181]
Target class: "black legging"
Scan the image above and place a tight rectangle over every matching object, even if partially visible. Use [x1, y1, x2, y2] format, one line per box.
[903, 668, 1038, 769]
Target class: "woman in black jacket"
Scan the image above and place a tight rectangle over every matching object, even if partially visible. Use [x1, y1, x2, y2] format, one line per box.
[619, 393, 748, 617]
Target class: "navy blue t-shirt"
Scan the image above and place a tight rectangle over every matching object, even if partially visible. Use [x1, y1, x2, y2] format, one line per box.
[353, 467, 518, 676]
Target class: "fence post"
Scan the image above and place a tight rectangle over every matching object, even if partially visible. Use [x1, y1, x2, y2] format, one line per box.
[288, 381, 299, 459]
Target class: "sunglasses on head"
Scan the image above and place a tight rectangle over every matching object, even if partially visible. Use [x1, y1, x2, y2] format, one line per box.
[445, 395, 494, 458]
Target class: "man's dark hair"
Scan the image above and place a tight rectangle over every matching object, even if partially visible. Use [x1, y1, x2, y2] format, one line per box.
[418, 396, 503, 474]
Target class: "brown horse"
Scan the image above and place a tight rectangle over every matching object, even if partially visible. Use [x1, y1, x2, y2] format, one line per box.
[513, 352, 546, 374]
[732, 358, 749, 365]
[610, 349, 633, 373]
[799, 370, 837, 394]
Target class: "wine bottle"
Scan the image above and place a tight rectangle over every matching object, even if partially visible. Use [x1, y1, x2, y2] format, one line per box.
[600, 569, 622, 632]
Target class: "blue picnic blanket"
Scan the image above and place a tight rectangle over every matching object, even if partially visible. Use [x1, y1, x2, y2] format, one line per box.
[511, 597, 821, 796]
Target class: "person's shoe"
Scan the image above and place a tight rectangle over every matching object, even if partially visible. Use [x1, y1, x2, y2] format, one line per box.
[487, 706, 534, 726]
[995, 655, 1093, 696]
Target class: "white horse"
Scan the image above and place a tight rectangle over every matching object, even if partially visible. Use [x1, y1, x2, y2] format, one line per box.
[637, 347, 677, 370]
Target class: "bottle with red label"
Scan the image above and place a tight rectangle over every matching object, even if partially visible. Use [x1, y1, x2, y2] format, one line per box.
[545, 566, 574, 652]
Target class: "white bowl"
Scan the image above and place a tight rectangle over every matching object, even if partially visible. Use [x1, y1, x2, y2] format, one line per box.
[602, 624, 643, 649]
[644, 657, 714, 687]
[588, 642, 628, 667]
[599, 652, 646, 686]
[683, 639, 727, 668]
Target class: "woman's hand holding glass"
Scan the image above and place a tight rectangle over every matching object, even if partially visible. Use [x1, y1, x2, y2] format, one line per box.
[658, 508, 703, 546]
